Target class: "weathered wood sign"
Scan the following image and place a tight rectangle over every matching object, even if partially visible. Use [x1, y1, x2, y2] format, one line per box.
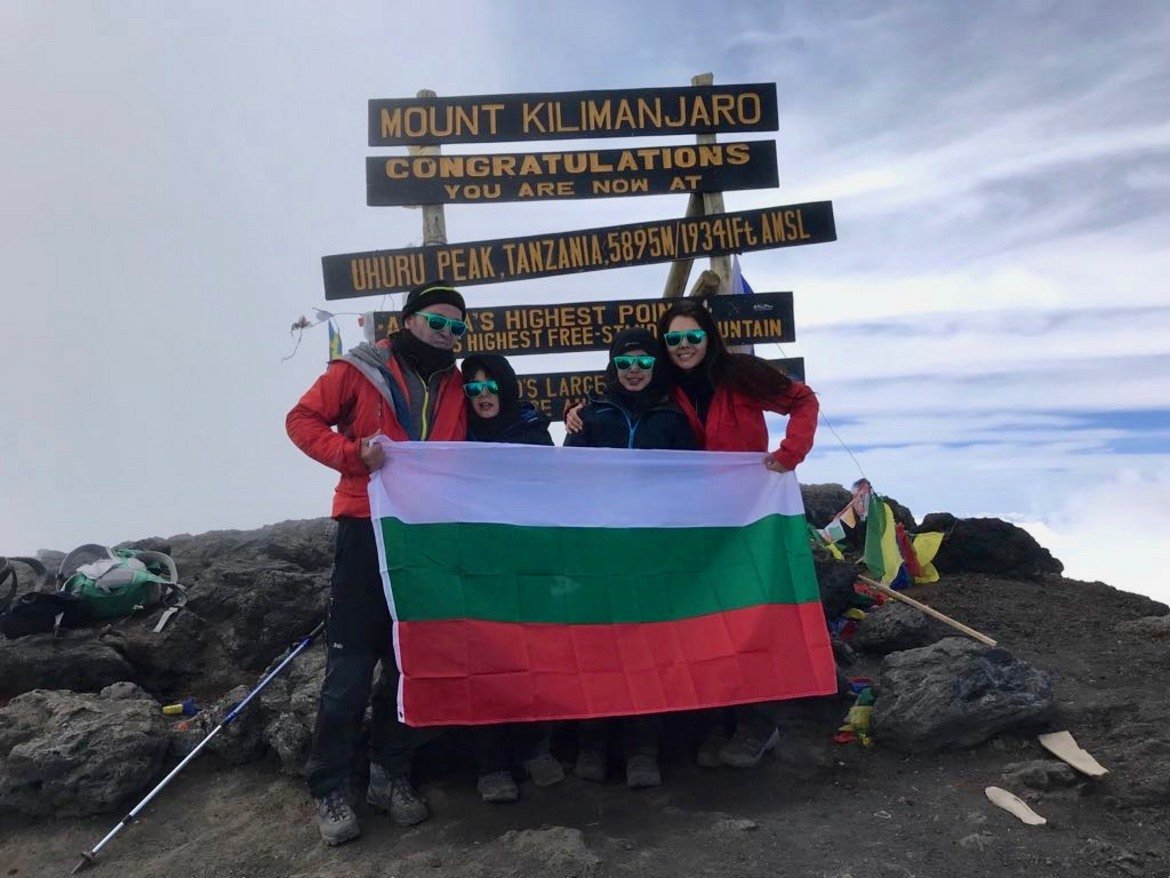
[369, 83, 778, 146]
[323, 202, 835, 299]
[523, 358, 806, 421]
[366, 142, 779, 205]
[369, 292, 795, 357]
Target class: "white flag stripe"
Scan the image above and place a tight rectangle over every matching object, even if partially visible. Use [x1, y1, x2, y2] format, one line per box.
[368, 442, 804, 529]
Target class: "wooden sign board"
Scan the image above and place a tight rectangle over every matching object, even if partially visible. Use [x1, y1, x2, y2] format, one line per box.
[369, 83, 778, 146]
[369, 292, 794, 357]
[366, 142, 779, 205]
[323, 201, 835, 299]
[523, 358, 806, 421]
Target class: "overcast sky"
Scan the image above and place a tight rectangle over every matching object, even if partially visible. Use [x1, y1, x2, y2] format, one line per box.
[2, 2, 1167, 601]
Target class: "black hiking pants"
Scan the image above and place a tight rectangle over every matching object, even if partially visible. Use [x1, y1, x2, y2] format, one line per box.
[305, 517, 437, 798]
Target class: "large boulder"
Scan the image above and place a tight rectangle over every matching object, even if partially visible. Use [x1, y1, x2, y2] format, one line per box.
[259, 643, 326, 774]
[871, 637, 1054, 751]
[852, 602, 948, 655]
[0, 631, 138, 699]
[918, 514, 1062, 579]
[0, 683, 169, 817]
[801, 484, 853, 528]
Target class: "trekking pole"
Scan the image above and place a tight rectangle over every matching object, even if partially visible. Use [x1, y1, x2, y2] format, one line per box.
[70, 618, 327, 874]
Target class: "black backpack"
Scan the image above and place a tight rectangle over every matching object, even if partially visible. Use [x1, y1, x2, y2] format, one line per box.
[0, 556, 93, 639]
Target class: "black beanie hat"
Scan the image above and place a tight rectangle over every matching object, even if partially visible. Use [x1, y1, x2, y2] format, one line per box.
[402, 282, 466, 318]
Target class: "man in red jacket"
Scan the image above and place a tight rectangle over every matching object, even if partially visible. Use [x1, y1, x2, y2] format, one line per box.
[287, 282, 469, 846]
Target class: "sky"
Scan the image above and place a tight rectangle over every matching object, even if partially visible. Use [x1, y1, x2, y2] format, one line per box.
[2, 2, 1168, 602]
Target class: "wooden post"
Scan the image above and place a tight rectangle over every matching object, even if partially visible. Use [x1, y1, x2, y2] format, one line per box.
[409, 89, 447, 246]
[661, 192, 702, 298]
[689, 72, 730, 295]
[856, 576, 998, 647]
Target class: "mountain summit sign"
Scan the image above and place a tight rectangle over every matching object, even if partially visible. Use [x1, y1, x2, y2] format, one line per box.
[323, 202, 835, 299]
[369, 83, 778, 146]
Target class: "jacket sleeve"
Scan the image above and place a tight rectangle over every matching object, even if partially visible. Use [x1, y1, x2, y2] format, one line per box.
[286, 363, 369, 477]
[761, 380, 819, 470]
[672, 415, 700, 450]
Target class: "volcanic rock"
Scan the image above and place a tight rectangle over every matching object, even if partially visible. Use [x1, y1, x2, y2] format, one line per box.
[917, 514, 1063, 579]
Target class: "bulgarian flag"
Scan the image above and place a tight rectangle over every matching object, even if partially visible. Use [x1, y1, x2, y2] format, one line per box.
[370, 442, 836, 726]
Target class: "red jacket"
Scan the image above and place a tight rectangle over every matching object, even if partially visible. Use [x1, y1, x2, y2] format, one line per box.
[671, 379, 818, 469]
[286, 346, 467, 518]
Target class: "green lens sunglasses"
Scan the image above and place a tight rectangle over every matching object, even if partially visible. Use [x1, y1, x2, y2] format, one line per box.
[613, 355, 656, 371]
[463, 380, 499, 398]
[415, 310, 468, 337]
[663, 329, 707, 347]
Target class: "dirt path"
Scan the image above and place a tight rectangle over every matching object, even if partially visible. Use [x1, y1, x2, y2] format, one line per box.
[2, 573, 1167, 877]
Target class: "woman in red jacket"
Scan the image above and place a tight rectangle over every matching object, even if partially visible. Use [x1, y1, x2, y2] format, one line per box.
[656, 297, 820, 770]
[656, 297, 818, 471]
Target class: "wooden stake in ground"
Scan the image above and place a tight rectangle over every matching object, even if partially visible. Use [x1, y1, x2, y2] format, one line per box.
[856, 575, 997, 647]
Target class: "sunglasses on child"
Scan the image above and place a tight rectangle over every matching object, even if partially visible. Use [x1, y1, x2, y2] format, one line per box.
[414, 310, 468, 337]
[612, 355, 656, 371]
[463, 380, 499, 398]
[663, 329, 707, 347]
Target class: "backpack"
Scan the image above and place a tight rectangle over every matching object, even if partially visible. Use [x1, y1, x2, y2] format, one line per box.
[59, 545, 186, 622]
[0, 556, 93, 639]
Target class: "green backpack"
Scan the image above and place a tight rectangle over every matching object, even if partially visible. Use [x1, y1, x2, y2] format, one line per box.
[59, 545, 185, 622]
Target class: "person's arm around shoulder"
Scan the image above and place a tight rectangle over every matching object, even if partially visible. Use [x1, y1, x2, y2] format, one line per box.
[286, 362, 371, 476]
[562, 405, 593, 447]
[764, 380, 819, 471]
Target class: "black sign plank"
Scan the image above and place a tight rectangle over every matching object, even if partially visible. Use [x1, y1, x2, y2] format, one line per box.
[369, 83, 778, 146]
[366, 142, 779, 205]
[523, 358, 806, 422]
[323, 202, 835, 299]
[368, 292, 795, 357]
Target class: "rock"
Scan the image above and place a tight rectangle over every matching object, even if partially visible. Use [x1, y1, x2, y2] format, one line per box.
[918, 514, 1062, 580]
[0, 684, 169, 817]
[801, 483, 853, 528]
[501, 826, 601, 877]
[814, 553, 862, 620]
[1115, 616, 1170, 638]
[0, 631, 138, 699]
[712, 817, 758, 832]
[958, 832, 994, 851]
[258, 643, 326, 774]
[1001, 760, 1079, 790]
[871, 637, 1054, 751]
[852, 602, 948, 655]
[171, 684, 268, 766]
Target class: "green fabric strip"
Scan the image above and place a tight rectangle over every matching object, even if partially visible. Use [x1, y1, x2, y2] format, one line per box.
[380, 514, 819, 624]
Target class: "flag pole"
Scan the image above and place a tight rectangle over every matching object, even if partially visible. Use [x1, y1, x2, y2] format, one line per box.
[856, 576, 997, 647]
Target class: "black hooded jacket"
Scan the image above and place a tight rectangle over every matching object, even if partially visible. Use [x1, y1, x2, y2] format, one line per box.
[564, 327, 697, 451]
[461, 354, 554, 446]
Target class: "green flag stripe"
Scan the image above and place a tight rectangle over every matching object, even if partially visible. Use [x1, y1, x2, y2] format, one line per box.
[380, 513, 819, 625]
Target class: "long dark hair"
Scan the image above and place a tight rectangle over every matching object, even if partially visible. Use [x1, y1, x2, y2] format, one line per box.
[656, 298, 792, 399]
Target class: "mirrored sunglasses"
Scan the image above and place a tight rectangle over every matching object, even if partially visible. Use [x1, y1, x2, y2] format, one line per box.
[463, 380, 499, 398]
[613, 355, 656, 371]
[415, 310, 468, 337]
[663, 329, 707, 347]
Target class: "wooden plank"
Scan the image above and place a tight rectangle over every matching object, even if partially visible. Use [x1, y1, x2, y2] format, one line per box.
[691, 72, 730, 295]
[365, 141, 779, 206]
[369, 83, 778, 146]
[409, 89, 446, 246]
[323, 201, 836, 299]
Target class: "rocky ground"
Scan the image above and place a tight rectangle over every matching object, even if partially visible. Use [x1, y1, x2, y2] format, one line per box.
[2, 492, 1168, 877]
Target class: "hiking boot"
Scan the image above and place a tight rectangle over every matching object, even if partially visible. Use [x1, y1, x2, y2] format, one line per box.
[719, 724, 779, 768]
[367, 764, 429, 826]
[477, 770, 520, 803]
[574, 746, 607, 783]
[696, 726, 728, 769]
[524, 752, 566, 787]
[625, 753, 661, 789]
[315, 789, 360, 846]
